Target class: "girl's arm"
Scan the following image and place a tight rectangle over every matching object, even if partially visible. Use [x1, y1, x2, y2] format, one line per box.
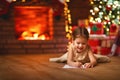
[84, 50, 97, 68]
[89, 50, 97, 65]
[67, 44, 83, 67]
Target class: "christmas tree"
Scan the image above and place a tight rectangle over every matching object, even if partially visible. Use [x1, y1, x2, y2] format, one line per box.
[89, 0, 120, 36]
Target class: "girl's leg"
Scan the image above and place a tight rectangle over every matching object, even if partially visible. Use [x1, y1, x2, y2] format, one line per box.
[94, 54, 111, 63]
[49, 53, 68, 63]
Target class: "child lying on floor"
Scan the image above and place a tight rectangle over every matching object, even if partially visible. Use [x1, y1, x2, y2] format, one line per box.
[49, 27, 110, 68]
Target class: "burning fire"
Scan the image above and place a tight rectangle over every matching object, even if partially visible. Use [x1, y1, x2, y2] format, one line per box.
[14, 6, 53, 40]
[19, 31, 48, 40]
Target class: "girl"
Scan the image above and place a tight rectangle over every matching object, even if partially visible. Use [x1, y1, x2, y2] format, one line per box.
[49, 27, 110, 68]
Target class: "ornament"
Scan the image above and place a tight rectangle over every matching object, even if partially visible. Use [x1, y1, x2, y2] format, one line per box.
[106, 5, 112, 11]
[110, 24, 117, 33]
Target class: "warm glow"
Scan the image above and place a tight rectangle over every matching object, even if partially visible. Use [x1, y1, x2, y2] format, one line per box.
[20, 31, 48, 40]
[14, 6, 53, 40]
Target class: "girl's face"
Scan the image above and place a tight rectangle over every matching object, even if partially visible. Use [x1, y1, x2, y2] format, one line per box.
[73, 37, 88, 53]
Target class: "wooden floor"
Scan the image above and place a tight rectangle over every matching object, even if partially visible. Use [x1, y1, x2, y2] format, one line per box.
[0, 53, 120, 80]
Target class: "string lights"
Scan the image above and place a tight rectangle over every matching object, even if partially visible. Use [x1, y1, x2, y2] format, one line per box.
[64, 0, 72, 42]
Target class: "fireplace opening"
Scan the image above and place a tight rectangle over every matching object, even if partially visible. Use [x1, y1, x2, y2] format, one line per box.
[14, 6, 53, 40]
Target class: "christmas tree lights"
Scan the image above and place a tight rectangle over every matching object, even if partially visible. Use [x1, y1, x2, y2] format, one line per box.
[89, 0, 120, 36]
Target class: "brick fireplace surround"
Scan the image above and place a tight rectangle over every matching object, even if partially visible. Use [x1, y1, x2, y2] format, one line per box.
[0, 15, 68, 54]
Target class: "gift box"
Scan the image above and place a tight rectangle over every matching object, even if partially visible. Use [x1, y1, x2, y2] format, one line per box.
[101, 47, 111, 55]
[89, 22, 104, 34]
[88, 39, 100, 46]
[88, 39, 101, 54]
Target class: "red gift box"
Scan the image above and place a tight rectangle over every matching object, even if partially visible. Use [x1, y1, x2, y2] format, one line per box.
[101, 47, 111, 55]
[88, 39, 100, 54]
[88, 39, 100, 46]
[89, 22, 104, 34]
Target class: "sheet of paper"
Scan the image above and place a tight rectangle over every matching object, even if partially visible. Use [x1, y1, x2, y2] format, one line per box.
[63, 64, 86, 69]
[63, 64, 78, 68]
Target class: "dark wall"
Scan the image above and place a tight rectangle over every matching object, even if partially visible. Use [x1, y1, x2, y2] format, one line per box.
[68, 0, 91, 26]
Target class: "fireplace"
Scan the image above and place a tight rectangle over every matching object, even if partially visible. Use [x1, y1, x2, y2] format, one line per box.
[0, 5, 68, 54]
[14, 6, 53, 40]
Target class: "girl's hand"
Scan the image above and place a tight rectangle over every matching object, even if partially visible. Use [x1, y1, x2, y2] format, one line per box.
[83, 63, 94, 68]
[74, 62, 83, 67]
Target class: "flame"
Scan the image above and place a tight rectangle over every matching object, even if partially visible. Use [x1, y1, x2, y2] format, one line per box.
[19, 31, 47, 40]
[15, 6, 53, 40]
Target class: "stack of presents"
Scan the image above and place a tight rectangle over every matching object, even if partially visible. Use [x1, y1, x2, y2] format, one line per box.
[77, 20, 120, 56]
